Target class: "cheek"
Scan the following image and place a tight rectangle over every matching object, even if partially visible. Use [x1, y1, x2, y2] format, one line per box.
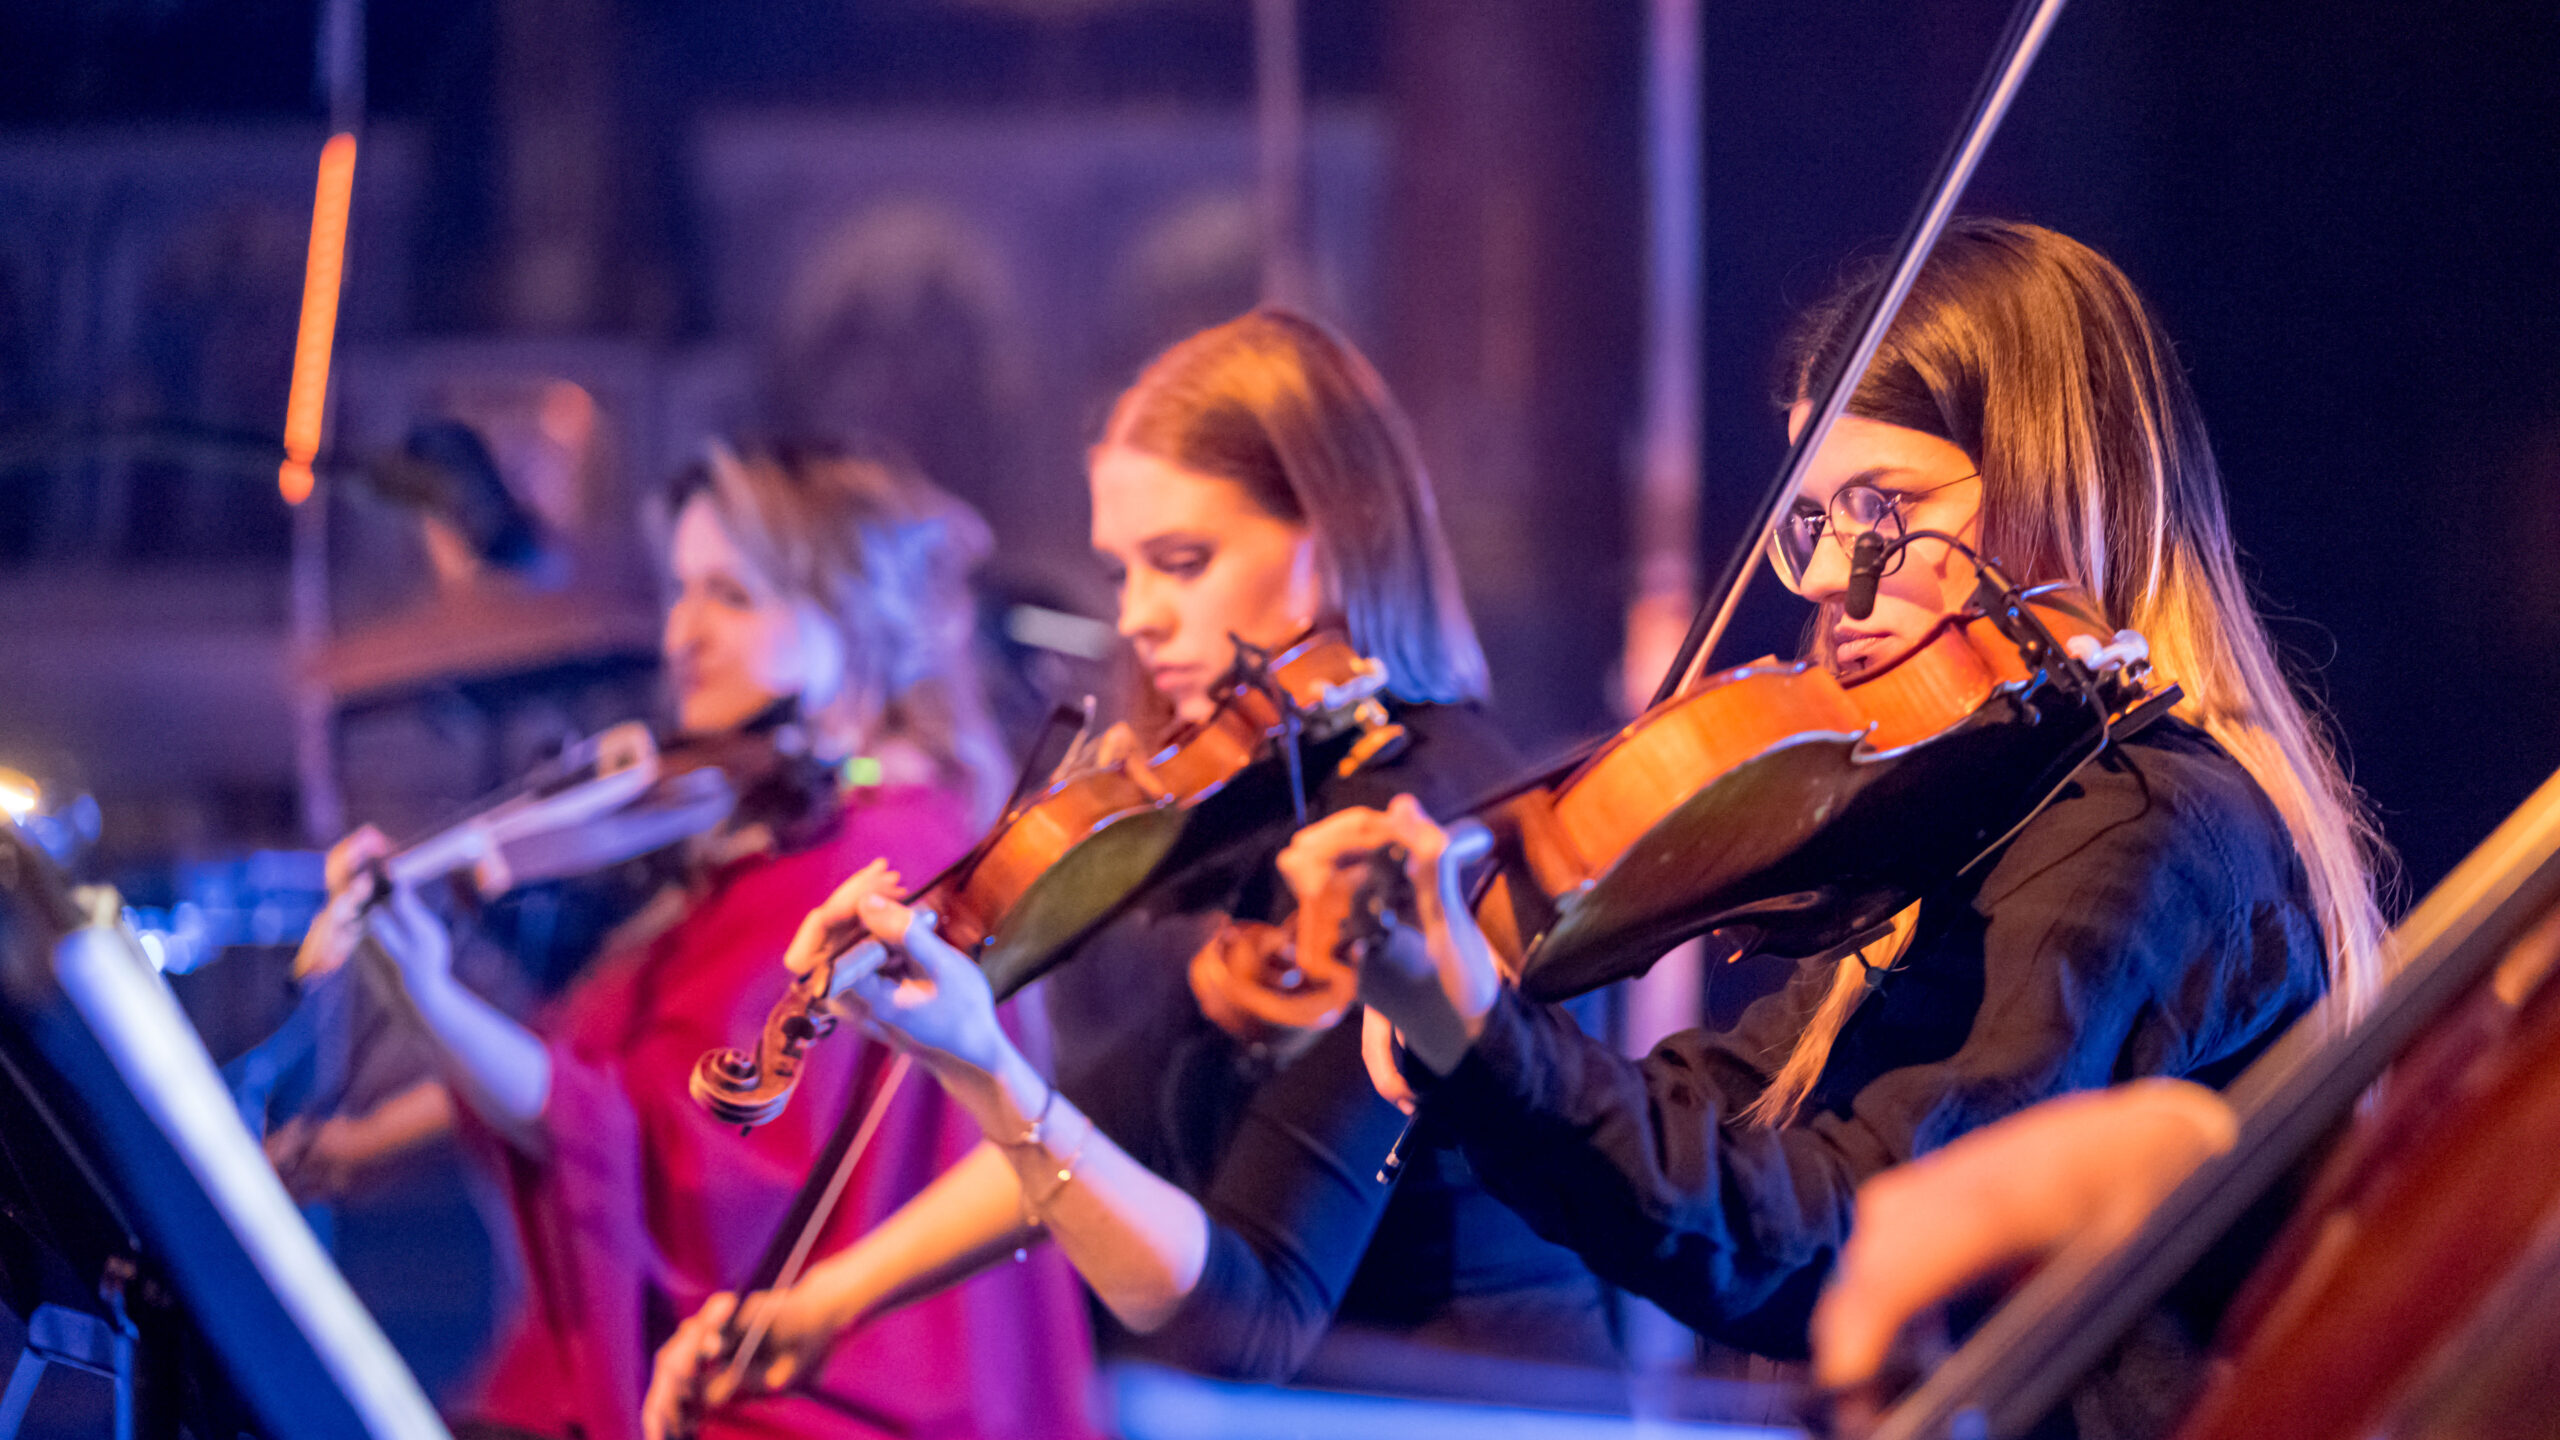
[1220, 536, 1314, 645]
[1867, 550, 1973, 638]
[715, 607, 813, 694]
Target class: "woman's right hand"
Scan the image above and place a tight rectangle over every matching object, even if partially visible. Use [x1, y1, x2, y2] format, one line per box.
[1809, 1078, 2239, 1398]
[264, 1114, 361, 1205]
[642, 1287, 849, 1440]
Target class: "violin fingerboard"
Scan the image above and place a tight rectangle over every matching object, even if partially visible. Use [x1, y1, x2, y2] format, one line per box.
[1337, 843, 1416, 967]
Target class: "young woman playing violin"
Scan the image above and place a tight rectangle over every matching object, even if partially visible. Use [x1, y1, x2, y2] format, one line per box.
[1276, 218, 2391, 1376]
[646, 310, 1617, 1436]
[296, 443, 1093, 1440]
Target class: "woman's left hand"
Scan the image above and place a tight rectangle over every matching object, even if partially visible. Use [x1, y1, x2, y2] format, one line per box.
[1278, 795, 1500, 1075]
[832, 891, 1018, 1092]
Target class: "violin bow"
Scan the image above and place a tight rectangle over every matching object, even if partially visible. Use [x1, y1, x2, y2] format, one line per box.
[711, 1046, 915, 1400]
[1648, 0, 2072, 708]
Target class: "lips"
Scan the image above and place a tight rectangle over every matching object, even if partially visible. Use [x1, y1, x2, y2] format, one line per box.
[1149, 663, 1202, 695]
[1831, 627, 1895, 672]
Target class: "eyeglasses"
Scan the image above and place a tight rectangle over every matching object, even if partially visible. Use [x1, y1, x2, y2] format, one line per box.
[1768, 473, 1980, 589]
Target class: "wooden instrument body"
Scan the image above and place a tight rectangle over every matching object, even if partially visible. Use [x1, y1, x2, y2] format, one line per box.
[2167, 906, 2560, 1440]
[1480, 583, 2176, 1000]
[691, 630, 1396, 1126]
[930, 630, 1390, 1001]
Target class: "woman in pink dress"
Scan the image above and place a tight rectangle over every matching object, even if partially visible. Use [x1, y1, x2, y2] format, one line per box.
[296, 442, 1094, 1440]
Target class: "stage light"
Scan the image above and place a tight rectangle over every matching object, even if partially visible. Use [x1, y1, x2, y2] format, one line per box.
[0, 768, 38, 820]
[279, 132, 358, 506]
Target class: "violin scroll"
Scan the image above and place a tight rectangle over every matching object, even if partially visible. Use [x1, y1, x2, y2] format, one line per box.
[687, 927, 877, 1129]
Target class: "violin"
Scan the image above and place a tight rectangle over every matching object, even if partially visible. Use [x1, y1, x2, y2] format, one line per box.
[1476, 557, 2176, 1001]
[323, 701, 839, 919]
[689, 629, 1399, 1128]
[262, 713, 833, 1131]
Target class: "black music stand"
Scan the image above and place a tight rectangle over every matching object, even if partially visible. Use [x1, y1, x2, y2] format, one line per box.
[0, 826, 448, 1440]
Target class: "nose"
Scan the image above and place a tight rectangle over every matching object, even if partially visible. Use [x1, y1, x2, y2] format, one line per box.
[1118, 569, 1173, 648]
[1792, 527, 1853, 606]
[662, 592, 700, 663]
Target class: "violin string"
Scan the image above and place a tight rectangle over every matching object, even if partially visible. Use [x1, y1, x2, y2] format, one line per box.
[717, 1052, 914, 1395]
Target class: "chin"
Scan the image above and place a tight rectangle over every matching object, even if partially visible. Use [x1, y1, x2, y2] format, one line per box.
[676, 694, 755, 737]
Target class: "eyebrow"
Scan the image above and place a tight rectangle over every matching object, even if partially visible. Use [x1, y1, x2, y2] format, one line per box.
[1794, 466, 1915, 505]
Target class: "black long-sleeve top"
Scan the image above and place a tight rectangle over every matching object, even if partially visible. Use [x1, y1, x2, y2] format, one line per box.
[1043, 701, 1619, 1382]
[1410, 718, 2328, 1356]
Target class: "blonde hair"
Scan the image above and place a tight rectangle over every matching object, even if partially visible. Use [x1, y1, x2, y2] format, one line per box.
[1743, 220, 2390, 1127]
[672, 441, 1011, 826]
[1102, 307, 1489, 724]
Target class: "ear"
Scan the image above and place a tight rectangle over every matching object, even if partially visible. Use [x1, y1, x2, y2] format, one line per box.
[1285, 529, 1326, 631]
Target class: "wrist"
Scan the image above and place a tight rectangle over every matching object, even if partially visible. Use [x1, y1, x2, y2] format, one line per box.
[954, 1047, 1050, 1142]
[397, 962, 467, 1016]
[798, 1263, 870, 1338]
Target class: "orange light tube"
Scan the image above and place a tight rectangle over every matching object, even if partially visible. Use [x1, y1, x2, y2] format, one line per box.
[279, 131, 358, 505]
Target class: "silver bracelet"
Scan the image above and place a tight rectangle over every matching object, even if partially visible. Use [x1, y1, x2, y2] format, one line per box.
[1007, 1081, 1089, 1234]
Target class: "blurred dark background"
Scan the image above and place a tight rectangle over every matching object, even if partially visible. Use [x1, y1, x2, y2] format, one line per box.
[0, 0, 2554, 1421]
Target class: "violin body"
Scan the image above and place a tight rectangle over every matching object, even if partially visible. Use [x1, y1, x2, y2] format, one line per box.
[916, 628, 1392, 1002]
[691, 630, 1398, 1127]
[379, 709, 843, 903]
[1478, 582, 2179, 1000]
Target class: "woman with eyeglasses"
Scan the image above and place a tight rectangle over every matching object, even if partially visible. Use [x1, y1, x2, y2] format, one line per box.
[1276, 219, 2390, 1392]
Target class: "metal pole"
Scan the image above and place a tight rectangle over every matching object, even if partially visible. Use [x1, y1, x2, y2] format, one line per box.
[1254, 0, 1311, 308]
[290, 0, 364, 843]
[1621, 0, 1707, 1401]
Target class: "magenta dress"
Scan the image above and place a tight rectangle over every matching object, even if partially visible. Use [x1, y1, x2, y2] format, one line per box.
[458, 783, 1096, 1440]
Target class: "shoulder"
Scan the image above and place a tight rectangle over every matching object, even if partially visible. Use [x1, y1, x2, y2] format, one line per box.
[1971, 718, 2314, 984]
[2002, 720, 2289, 877]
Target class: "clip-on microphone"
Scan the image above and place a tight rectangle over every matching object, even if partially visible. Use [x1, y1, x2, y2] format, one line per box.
[1844, 530, 1889, 621]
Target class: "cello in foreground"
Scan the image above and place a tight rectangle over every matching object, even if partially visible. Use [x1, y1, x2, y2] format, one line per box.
[1857, 759, 2560, 1440]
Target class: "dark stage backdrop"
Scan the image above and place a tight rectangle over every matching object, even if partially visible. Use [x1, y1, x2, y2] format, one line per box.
[1698, 0, 2560, 901]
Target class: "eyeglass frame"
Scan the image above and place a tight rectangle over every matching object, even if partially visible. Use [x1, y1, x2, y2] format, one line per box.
[1767, 471, 1982, 589]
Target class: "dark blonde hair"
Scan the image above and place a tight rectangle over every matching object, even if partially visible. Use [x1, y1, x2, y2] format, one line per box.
[1745, 220, 2389, 1125]
[669, 440, 1011, 825]
[1101, 308, 1488, 717]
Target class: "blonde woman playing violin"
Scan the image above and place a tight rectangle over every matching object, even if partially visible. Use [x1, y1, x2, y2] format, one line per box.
[299, 444, 1091, 1440]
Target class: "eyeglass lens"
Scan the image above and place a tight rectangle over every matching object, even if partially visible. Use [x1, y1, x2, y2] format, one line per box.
[1772, 483, 1908, 585]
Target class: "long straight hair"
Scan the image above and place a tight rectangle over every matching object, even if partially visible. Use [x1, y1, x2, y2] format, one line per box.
[669, 441, 1013, 826]
[1100, 308, 1488, 729]
[1743, 220, 2390, 1126]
